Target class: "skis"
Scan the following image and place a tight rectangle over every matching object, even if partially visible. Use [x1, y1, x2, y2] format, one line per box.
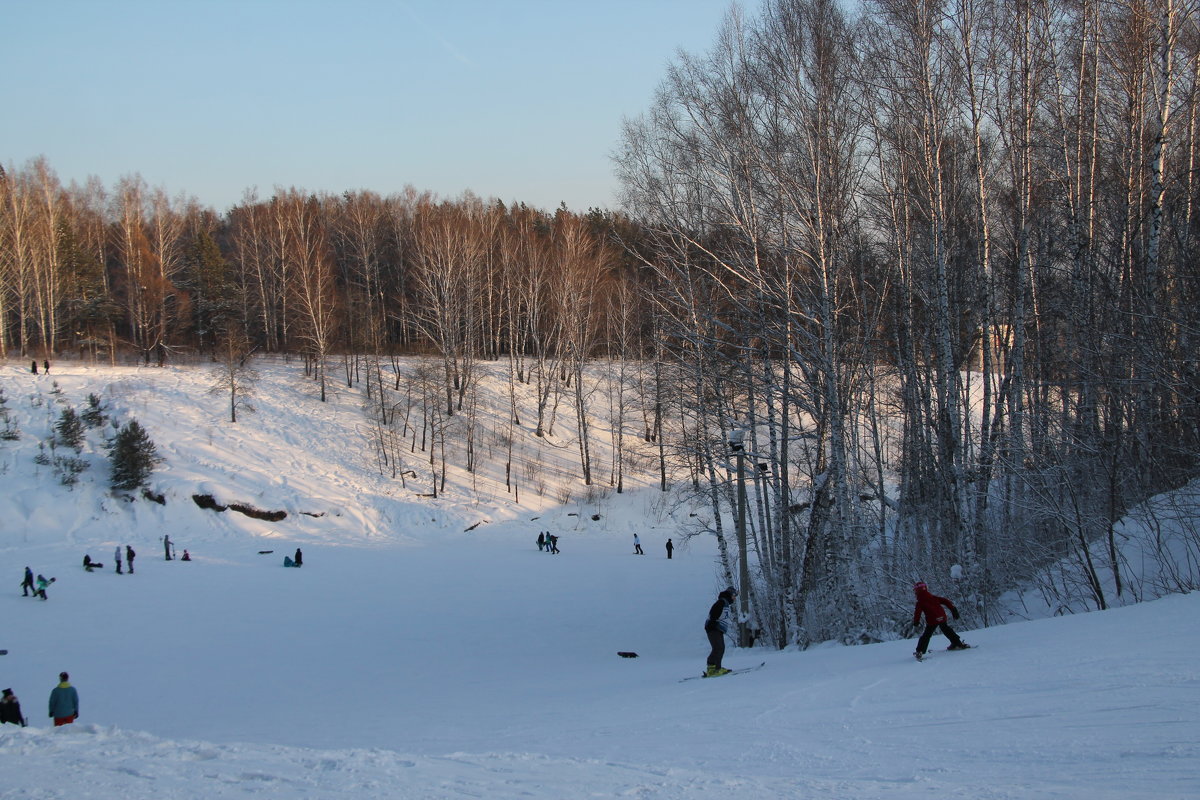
[680, 661, 766, 682]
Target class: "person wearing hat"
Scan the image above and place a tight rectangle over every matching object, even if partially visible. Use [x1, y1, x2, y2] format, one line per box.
[911, 581, 969, 660]
[704, 587, 738, 677]
[48, 672, 79, 726]
[0, 688, 25, 726]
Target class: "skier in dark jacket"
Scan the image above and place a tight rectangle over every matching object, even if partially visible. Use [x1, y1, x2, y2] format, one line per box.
[0, 689, 25, 726]
[704, 587, 737, 677]
[912, 581, 969, 660]
[126, 545, 136, 574]
[48, 672, 79, 726]
[21, 567, 34, 596]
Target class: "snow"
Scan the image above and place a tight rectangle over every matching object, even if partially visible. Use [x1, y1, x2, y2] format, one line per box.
[1, 360, 1197, 799]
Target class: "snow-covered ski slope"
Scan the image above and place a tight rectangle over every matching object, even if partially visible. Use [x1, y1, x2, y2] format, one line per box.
[0, 360, 1196, 799]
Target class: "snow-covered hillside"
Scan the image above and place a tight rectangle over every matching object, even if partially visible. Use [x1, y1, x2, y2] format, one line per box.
[0, 360, 1196, 799]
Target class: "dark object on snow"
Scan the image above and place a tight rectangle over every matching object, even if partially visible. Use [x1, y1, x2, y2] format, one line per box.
[666, 538, 674, 559]
[126, 546, 135, 573]
[181, 550, 191, 561]
[22, 567, 34, 596]
[617, 652, 639, 658]
[591, 514, 601, 521]
[31, 361, 37, 374]
[82, 555, 103, 572]
[163, 534, 173, 560]
[294, 548, 303, 567]
[258, 550, 274, 555]
[283, 556, 299, 567]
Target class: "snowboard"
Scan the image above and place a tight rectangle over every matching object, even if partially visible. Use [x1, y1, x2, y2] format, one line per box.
[680, 661, 766, 682]
[915, 644, 973, 662]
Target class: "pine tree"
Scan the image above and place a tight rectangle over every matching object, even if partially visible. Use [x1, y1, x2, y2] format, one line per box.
[54, 406, 85, 452]
[108, 419, 161, 491]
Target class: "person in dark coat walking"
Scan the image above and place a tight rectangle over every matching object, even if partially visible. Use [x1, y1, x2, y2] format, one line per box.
[22, 566, 34, 596]
[49, 672, 79, 726]
[911, 581, 969, 660]
[42, 360, 49, 373]
[665, 539, 674, 559]
[31, 360, 38, 374]
[704, 587, 737, 677]
[126, 545, 135, 574]
[0, 689, 25, 726]
[537, 532, 545, 551]
[547, 534, 559, 554]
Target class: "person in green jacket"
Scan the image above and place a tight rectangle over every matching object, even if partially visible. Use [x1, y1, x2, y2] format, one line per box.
[48, 672, 79, 726]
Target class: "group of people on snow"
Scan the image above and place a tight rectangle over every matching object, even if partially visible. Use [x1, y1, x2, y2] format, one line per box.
[80, 545, 137, 575]
[533, 531, 676, 559]
[20, 567, 53, 600]
[700, 580, 969, 676]
[0, 672, 80, 729]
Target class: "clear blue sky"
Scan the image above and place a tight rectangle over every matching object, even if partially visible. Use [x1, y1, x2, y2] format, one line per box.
[2, 0, 749, 213]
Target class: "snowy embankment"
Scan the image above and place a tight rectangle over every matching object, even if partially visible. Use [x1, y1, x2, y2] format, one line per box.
[0, 361, 1197, 799]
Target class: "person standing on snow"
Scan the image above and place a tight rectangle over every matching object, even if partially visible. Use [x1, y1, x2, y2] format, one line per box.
[665, 538, 673, 559]
[704, 587, 737, 677]
[911, 581, 969, 660]
[537, 532, 545, 552]
[21, 566, 34, 596]
[126, 545, 136, 574]
[115, 546, 123, 574]
[633, 534, 644, 555]
[48, 672, 79, 726]
[294, 548, 303, 567]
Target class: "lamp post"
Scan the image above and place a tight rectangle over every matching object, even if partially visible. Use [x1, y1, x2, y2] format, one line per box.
[728, 429, 752, 647]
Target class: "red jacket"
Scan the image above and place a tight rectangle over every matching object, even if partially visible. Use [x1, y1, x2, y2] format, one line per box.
[913, 587, 957, 626]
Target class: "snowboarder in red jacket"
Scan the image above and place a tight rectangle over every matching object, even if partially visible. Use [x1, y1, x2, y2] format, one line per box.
[912, 582, 968, 660]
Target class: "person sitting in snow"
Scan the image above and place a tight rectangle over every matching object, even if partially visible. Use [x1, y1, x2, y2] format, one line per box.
[181, 549, 191, 561]
[0, 688, 25, 726]
[911, 581, 969, 660]
[82, 554, 102, 572]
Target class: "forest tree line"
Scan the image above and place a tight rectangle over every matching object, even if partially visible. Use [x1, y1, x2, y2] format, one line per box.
[5, 0, 1200, 647]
